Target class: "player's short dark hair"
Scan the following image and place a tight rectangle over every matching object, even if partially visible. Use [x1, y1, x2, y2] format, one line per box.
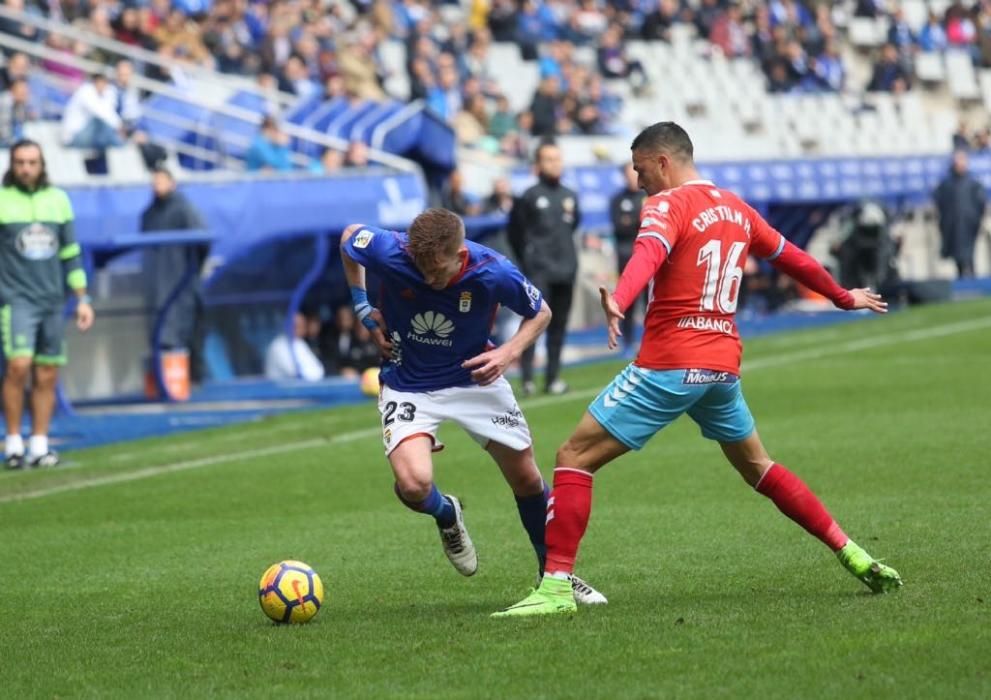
[408, 208, 465, 262]
[631, 122, 694, 162]
[3, 139, 49, 190]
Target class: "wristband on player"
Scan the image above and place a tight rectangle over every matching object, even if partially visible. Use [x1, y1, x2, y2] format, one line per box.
[350, 286, 379, 331]
[77, 293, 93, 306]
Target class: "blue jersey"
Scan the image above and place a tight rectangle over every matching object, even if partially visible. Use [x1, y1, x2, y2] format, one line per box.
[343, 226, 544, 392]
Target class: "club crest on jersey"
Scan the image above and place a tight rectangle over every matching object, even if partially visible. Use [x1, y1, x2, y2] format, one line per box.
[459, 291, 472, 313]
[400, 288, 415, 300]
[353, 229, 374, 248]
[563, 197, 575, 212]
[16, 223, 58, 260]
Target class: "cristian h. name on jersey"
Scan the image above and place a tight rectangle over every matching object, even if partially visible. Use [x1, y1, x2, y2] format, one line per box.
[342, 226, 544, 392]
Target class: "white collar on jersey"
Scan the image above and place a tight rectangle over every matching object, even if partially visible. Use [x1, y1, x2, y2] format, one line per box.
[682, 179, 716, 187]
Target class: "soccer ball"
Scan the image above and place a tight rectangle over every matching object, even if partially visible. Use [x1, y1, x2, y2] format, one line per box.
[258, 560, 324, 624]
[360, 367, 380, 397]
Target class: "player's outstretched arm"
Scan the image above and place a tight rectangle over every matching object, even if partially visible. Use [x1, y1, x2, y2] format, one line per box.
[598, 287, 625, 350]
[463, 299, 551, 386]
[340, 224, 393, 358]
[770, 240, 887, 314]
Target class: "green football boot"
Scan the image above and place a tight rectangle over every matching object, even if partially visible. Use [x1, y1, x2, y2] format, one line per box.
[837, 540, 903, 593]
[491, 576, 577, 619]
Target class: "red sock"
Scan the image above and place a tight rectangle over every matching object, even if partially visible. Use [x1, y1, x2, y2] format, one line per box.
[544, 468, 594, 575]
[755, 463, 849, 551]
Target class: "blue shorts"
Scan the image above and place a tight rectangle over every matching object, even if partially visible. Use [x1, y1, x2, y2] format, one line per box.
[588, 365, 755, 450]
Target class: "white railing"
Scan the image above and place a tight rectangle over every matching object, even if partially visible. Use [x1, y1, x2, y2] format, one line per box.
[0, 31, 419, 174]
[0, 4, 296, 108]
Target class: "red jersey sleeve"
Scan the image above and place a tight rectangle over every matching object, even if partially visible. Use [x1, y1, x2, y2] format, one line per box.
[637, 194, 681, 254]
[745, 204, 786, 261]
[613, 194, 680, 311]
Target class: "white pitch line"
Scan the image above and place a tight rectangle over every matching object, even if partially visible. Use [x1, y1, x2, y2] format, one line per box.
[2, 314, 989, 506]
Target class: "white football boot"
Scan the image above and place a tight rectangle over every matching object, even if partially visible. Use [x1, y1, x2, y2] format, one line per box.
[438, 495, 478, 576]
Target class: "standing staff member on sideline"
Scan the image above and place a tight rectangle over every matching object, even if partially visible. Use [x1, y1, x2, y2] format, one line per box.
[0, 139, 94, 469]
[508, 140, 581, 396]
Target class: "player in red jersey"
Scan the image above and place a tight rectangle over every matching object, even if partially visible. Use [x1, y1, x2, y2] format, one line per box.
[493, 122, 903, 618]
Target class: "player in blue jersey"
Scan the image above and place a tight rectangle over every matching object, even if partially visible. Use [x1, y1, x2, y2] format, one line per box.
[340, 208, 605, 604]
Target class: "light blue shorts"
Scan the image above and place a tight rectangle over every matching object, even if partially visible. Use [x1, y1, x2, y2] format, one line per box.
[588, 365, 755, 450]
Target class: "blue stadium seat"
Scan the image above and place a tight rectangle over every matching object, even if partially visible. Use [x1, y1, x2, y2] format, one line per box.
[285, 92, 325, 126]
[324, 101, 379, 140]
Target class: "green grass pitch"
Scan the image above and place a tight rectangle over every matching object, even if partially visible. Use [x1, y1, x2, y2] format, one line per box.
[1, 299, 990, 699]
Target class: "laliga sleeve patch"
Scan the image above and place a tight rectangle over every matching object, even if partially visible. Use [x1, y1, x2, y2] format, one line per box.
[353, 230, 374, 248]
[524, 281, 541, 309]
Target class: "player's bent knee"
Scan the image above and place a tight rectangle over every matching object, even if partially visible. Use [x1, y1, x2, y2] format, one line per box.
[394, 476, 432, 503]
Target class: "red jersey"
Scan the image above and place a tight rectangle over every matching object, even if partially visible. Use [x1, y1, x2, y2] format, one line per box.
[615, 180, 785, 375]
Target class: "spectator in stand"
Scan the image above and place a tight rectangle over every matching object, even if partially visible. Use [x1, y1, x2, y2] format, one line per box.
[946, 3, 977, 49]
[597, 24, 647, 92]
[245, 116, 293, 172]
[813, 39, 845, 92]
[487, 0, 519, 43]
[426, 57, 462, 121]
[868, 43, 912, 93]
[310, 147, 345, 174]
[953, 120, 973, 150]
[485, 177, 515, 216]
[641, 0, 679, 42]
[974, 128, 991, 153]
[61, 73, 124, 149]
[489, 94, 516, 140]
[345, 140, 371, 168]
[454, 94, 489, 146]
[0, 52, 31, 90]
[265, 311, 325, 381]
[0, 78, 37, 146]
[279, 54, 320, 99]
[711, 2, 751, 59]
[154, 9, 213, 67]
[0, 0, 40, 49]
[112, 7, 157, 51]
[694, 0, 723, 39]
[439, 169, 481, 216]
[919, 11, 949, 53]
[337, 31, 386, 101]
[854, 0, 885, 18]
[530, 75, 560, 137]
[322, 306, 379, 377]
[887, 6, 918, 62]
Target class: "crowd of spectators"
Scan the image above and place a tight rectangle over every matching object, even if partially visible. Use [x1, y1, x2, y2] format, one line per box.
[264, 304, 379, 380]
[5, 1, 991, 160]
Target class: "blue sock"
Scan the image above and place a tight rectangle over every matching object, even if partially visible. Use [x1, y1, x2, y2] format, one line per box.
[515, 482, 550, 575]
[394, 482, 456, 529]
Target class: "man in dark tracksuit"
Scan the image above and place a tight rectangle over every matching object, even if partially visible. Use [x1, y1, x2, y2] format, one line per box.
[609, 162, 646, 352]
[0, 140, 94, 469]
[934, 150, 986, 279]
[140, 167, 209, 383]
[508, 141, 581, 396]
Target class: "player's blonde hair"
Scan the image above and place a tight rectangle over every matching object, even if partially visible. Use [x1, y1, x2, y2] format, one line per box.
[407, 208, 465, 264]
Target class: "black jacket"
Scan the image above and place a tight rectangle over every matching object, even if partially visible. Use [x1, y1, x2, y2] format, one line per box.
[507, 179, 581, 284]
[140, 191, 208, 348]
[609, 187, 645, 260]
[934, 170, 987, 262]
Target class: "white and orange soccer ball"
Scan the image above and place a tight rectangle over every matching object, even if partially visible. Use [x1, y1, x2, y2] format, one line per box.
[258, 560, 324, 624]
